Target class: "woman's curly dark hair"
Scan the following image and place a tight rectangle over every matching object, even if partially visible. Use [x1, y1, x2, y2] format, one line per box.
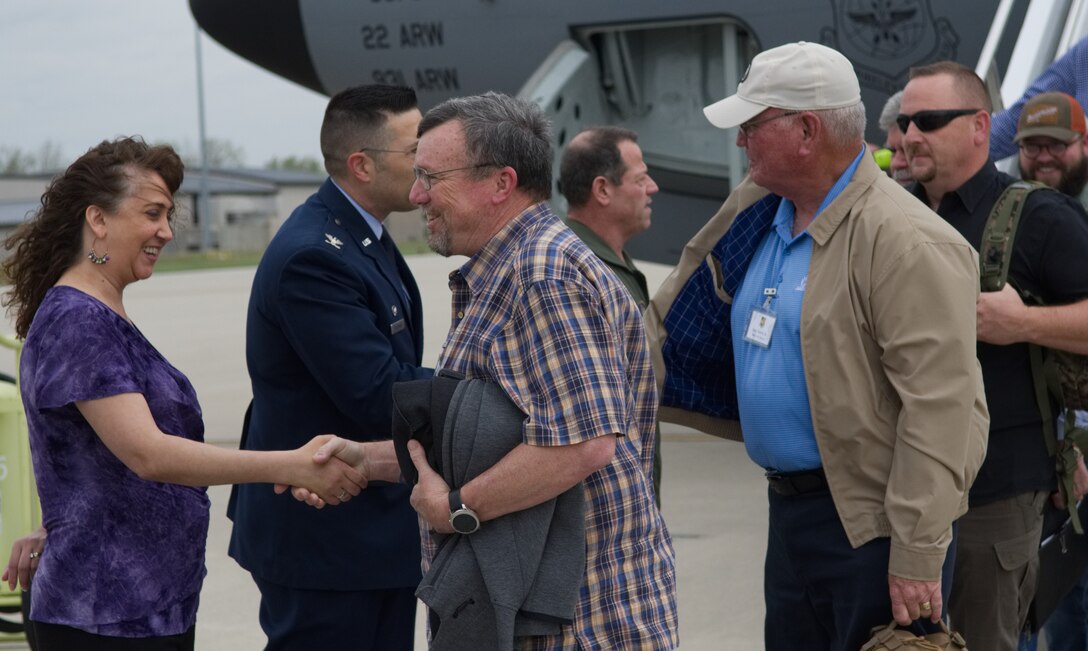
[2, 137, 184, 338]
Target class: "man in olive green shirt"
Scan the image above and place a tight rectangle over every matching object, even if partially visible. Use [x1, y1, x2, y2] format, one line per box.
[559, 127, 657, 309]
[559, 126, 662, 499]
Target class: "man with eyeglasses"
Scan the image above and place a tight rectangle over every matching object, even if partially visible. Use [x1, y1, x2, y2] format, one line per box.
[1014, 91, 1088, 651]
[648, 42, 986, 650]
[902, 61, 1088, 651]
[1016, 92, 1088, 199]
[229, 84, 433, 650]
[991, 36, 1088, 161]
[297, 92, 679, 649]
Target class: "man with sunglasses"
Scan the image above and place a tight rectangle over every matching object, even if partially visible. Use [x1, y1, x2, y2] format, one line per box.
[229, 84, 433, 650]
[649, 42, 986, 650]
[902, 61, 1088, 651]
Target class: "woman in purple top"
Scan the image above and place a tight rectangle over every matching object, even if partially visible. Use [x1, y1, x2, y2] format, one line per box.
[0, 137, 365, 651]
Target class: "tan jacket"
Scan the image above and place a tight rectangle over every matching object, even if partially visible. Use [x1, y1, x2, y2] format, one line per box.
[647, 155, 989, 580]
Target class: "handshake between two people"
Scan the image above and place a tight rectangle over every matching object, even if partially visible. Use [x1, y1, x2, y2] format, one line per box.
[276, 436, 447, 523]
[277, 435, 368, 507]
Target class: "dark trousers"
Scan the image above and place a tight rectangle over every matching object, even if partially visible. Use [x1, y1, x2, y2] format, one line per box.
[21, 583, 37, 651]
[764, 485, 956, 651]
[949, 491, 1047, 651]
[253, 575, 416, 651]
[31, 621, 194, 651]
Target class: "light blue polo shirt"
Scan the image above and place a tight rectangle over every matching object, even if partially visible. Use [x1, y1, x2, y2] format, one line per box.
[730, 146, 865, 472]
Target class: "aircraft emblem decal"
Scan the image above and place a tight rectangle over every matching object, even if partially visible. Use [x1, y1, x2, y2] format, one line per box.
[324, 233, 343, 249]
[821, 0, 959, 94]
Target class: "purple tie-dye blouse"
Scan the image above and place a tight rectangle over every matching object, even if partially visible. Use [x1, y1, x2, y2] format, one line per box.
[20, 286, 210, 637]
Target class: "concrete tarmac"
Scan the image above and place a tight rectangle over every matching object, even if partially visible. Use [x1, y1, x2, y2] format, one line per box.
[0, 254, 768, 650]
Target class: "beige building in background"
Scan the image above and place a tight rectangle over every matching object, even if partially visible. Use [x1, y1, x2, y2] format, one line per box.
[0, 169, 426, 256]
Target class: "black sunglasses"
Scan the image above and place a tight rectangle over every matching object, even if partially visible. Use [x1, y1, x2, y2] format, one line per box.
[895, 109, 981, 133]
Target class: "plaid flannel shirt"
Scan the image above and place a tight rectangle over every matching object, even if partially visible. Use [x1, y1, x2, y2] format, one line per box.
[427, 202, 678, 650]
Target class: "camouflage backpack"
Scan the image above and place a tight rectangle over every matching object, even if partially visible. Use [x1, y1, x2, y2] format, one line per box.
[859, 619, 967, 650]
[980, 180, 1088, 532]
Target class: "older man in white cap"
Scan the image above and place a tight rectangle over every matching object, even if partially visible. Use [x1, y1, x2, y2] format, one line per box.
[648, 41, 987, 650]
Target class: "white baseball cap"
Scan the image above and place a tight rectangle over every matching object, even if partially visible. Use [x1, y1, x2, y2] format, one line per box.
[703, 41, 861, 129]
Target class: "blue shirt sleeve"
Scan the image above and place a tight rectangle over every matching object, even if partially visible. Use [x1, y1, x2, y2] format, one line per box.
[990, 37, 1088, 160]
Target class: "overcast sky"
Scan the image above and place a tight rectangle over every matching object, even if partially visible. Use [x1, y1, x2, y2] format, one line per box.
[1, 0, 330, 168]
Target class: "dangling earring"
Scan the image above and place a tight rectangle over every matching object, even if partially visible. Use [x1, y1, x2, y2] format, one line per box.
[88, 237, 110, 265]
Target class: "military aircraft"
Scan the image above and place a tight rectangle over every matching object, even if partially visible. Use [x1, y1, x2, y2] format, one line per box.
[190, 0, 1062, 263]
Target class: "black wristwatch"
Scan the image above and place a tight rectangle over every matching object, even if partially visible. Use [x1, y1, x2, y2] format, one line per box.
[448, 489, 480, 534]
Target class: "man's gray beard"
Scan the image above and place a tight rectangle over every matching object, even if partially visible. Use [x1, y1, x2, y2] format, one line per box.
[427, 231, 451, 257]
[891, 168, 913, 186]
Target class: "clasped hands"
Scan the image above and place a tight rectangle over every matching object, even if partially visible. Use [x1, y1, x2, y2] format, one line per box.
[274, 435, 367, 508]
[278, 437, 455, 531]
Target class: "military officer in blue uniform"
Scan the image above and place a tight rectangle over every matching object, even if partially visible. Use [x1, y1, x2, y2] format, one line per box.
[228, 85, 432, 650]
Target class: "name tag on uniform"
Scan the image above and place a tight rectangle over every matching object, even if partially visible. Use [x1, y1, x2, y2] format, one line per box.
[390, 318, 406, 335]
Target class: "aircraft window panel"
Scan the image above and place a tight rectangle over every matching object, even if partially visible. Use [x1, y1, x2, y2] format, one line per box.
[582, 21, 755, 185]
[531, 19, 756, 204]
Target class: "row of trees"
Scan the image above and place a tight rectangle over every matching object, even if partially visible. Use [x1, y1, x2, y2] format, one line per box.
[0, 139, 321, 174]
[0, 142, 64, 174]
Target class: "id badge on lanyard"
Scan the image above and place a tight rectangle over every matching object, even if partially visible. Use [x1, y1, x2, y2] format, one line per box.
[743, 288, 777, 348]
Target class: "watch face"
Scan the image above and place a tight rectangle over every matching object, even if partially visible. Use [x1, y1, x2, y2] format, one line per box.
[451, 510, 479, 534]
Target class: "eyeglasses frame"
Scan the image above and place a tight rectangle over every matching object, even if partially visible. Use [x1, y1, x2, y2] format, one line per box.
[412, 163, 495, 190]
[1019, 135, 1083, 159]
[738, 110, 803, 138]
